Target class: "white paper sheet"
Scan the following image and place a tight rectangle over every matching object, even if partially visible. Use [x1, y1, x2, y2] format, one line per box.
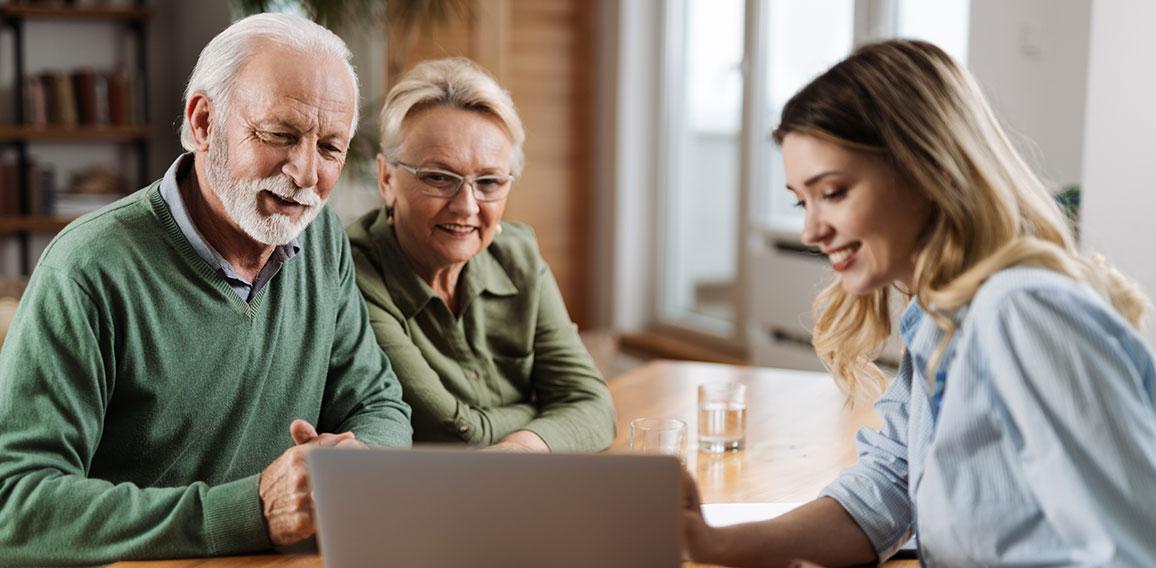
[700, 502, 918, 554]
[700, 502, 804, 527]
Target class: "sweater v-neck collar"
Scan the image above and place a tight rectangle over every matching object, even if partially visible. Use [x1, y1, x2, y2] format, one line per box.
[148, 186, 271, 318]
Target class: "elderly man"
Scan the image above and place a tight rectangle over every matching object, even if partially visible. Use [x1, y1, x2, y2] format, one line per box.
[0, 13, 411, 566]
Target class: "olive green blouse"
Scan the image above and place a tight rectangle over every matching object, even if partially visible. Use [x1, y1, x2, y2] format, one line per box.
[346, 209, 616, 452]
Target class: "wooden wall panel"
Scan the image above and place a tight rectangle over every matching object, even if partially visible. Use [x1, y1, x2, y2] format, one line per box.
[383, 0, 595, 327]
[504, 0, 593, 327]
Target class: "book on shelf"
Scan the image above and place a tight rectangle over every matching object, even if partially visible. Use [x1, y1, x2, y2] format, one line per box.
[0, 159, 59, 218]
[0, 160, 21, 217]
[23, 76, 48, 127]
[72, 69, 96, 125]
[92, 73, 110, 125]
[32, 163, 55, 217]
[22, 66, 140, 129]
[50, 70, 78, 127]
[108, 65, 130, 126]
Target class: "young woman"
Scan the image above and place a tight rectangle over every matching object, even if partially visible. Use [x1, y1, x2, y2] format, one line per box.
[682, 39, 1156, 567]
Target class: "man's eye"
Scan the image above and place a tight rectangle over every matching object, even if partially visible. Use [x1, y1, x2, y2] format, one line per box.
[793, 200, 806, 209]
[262, 131, 293, 143]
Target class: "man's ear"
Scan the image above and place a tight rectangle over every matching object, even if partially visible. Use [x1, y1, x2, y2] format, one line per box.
[186, 92, 215, 152]
[377, 153, 397, 208]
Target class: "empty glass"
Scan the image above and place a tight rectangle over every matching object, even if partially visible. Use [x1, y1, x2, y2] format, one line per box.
[629, 417, 688, 464]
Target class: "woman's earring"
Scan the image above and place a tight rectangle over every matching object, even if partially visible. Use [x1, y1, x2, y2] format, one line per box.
[496, 223, 503, 234]
[386, 206, 395, 226]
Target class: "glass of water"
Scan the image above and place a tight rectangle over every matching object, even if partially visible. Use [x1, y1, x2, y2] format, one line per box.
[697, 382, 748, 452]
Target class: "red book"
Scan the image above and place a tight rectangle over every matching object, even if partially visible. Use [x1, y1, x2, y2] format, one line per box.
[108, 67, 129, 126]
[73, 69, 96, 125]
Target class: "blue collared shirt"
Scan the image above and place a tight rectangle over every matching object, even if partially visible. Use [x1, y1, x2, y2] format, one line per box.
[820, 266, 1156, 566]
[157, 154, 300, 302]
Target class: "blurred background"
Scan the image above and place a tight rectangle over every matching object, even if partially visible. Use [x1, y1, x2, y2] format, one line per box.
[0, 0, 1149, 375]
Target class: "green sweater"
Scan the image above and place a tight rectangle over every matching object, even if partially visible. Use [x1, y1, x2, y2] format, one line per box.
[0, 184, 412, 567]
[346, 209, 616, 452]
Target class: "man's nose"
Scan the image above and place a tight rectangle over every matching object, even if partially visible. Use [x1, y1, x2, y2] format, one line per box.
[283, 145, 320, 189]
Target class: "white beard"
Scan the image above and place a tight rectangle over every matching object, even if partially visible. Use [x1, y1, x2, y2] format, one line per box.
[205, 133, 326, 247]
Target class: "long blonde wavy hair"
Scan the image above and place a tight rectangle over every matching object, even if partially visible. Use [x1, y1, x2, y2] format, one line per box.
[772, 40, 1148, 400]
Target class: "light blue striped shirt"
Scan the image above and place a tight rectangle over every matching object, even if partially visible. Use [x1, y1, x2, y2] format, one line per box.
[821, 266, 1156, 566]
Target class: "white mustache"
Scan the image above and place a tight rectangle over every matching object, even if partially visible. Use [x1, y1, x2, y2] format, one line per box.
[265, 176, 322, 207]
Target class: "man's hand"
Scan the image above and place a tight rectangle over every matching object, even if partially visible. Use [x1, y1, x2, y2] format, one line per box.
[258, 419, 364, 546]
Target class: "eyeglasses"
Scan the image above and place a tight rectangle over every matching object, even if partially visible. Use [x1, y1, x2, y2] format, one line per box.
[394, 161, 515, 202]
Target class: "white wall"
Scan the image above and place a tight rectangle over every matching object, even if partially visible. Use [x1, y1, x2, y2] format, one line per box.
[967, 0, 1091, 189]
[1081, 0, 1156, 344]
[600, 0, 662, 332]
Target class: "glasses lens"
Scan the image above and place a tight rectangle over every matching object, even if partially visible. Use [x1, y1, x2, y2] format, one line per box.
[474, 177, 512, 201]
[415, 171, 462, 197]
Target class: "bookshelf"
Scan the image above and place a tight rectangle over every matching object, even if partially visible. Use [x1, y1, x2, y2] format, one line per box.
[0, 1, 150, 274]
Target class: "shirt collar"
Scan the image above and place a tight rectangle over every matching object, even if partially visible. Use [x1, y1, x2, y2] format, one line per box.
[158, 153, 301, 284]
[368, 209, 518, 319]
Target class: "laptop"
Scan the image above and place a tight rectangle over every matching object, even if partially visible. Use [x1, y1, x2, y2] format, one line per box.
[309, 447, 682, 568]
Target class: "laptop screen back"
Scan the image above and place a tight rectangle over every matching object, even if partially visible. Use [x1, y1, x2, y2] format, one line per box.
[309, 447, 682, 568]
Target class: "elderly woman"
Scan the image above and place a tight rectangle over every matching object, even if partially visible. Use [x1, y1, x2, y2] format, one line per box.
[346, 58, 616, 453]
[682, 40, 1156, 566]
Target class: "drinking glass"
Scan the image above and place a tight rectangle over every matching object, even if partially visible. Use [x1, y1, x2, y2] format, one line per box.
[697, 382, 747, 452]
[629, 417, 688, 464]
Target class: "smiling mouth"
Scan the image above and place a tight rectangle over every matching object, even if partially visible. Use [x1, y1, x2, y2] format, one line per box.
[265, 191, 303, 207]
[438, 223, 477, 234]
[826, 243, 860, 266]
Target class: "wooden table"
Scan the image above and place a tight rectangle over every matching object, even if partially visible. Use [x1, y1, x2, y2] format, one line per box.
[114, 360, 916, 567]
[607, 360, 881, 503]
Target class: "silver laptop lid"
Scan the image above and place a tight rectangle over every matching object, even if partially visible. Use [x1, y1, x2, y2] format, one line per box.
[309, 447, 681, 568]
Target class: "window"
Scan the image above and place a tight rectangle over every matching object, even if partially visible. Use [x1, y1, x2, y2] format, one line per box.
[659, 0, 745, 336]
[654, 0, 970, 353]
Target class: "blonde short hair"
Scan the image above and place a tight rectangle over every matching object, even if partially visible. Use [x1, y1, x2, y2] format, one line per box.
[773, 40, 1148, 400]
[379, 57, 525, 175]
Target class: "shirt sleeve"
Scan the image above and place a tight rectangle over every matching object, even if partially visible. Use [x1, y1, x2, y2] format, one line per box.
[0, 266, 268, 565]
[818, 355, 916, 560]
[320, 232, 412, 448]
[515, 264, 617, 453]
[974, 287, 1156, 566]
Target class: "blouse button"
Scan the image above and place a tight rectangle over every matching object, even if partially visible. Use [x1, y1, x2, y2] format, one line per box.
[469, 371, 479, 380]
[459, 425, 469, 433]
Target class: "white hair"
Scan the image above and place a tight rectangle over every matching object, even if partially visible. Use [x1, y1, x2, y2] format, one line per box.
[179, 12, 359, 151]
[380, 57, 525, 175]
